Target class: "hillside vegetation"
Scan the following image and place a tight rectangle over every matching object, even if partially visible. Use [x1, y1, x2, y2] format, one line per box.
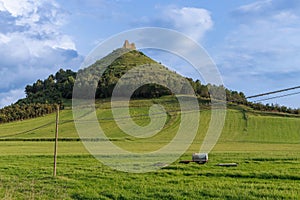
[0, 45, 299, 125]
[0, 47, 247, 123]
[0, 97, 299, 146]
[0, 97, 300, 199]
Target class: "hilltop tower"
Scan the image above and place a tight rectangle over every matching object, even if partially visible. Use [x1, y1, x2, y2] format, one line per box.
[123, 40, 136, 50]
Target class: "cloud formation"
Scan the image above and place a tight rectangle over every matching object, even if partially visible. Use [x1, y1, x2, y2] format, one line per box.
[217, 0, 300, 92]
[132, 6, 213, 42]
[162, 7, 213, 41]
[0, 89, 24, 108]
[0, 0, 81, 107]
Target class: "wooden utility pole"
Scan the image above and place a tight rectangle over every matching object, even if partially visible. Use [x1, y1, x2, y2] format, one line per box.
[53, 104, 59, 177]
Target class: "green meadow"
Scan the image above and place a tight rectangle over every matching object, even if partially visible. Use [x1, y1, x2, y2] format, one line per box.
[0, 97, 300, 199]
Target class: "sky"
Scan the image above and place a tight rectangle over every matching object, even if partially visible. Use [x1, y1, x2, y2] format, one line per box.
[0, 0, 300, 108]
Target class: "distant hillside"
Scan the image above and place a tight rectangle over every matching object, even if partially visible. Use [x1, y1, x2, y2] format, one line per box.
[0, 41, 299, 123]
[20, 44, 233, 103]
[74, 48, 174, 99]
[0, 99, 299, 144]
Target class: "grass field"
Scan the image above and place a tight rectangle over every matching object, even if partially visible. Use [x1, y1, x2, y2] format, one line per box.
[0, 97, 300, 199]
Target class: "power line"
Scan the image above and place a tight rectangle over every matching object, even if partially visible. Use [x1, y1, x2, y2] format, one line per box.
[246, 86, 300, 99]
[253, 91, 300, 103]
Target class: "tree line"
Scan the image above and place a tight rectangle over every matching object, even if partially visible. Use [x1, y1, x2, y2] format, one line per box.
[0, 103, 58, 123]
[19, 68, 76, 104]
[0, 69, 74, 123]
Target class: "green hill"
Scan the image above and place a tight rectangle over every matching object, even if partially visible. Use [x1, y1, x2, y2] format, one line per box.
[74, 48, 187, 99]
[1, 42, 300, 199]
[0, 94, 300, 199]
[1, 41, 299, 124]
[0, 97, 299, 147]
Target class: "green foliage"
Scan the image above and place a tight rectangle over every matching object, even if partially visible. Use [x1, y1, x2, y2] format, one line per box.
[0, 69, 76, 123]
[75, 49, 177, 99]
[0, 103, 58, 123]
[23, 69, 76, 104]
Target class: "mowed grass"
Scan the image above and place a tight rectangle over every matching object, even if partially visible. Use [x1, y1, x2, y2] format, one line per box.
[0, 110, 77, 139]
[0, 152, 300, 199]
[0, 96, 300, 199]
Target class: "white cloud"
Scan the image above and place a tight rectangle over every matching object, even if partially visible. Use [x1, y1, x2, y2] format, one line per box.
[237, 0, 272, 13]
[214, 0, 300, 106]
[0, 89, 25, 108]
[163, 7, 213, 41]
[0, 0, 73, 50]
[272, 11, 299, 23]
[132, 6, 213, 42]
[0, 0, 81, 107]
[0, 1, 4, 11]
[0, 0, 38, 17]
[0, 33, 10, 43]
[222, 7, 300, 74]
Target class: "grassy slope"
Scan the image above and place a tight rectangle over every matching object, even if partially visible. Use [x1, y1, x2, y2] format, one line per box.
[0, 97, 300, 199]
[0, 97, 299, 145]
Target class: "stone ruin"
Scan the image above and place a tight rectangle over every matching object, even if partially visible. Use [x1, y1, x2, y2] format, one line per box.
[122, 40, 136, 50]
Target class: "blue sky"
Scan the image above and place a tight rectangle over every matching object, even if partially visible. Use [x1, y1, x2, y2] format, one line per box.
[0, 0, 300, 108]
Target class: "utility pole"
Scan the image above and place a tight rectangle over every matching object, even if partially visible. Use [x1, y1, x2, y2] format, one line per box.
[53, 104, 59, 177]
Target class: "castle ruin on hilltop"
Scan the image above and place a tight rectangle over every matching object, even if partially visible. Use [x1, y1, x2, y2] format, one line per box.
[123, 40, 136, 50]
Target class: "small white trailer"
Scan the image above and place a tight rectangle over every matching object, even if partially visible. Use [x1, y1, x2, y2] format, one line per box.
[179, 153, 208, 164]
